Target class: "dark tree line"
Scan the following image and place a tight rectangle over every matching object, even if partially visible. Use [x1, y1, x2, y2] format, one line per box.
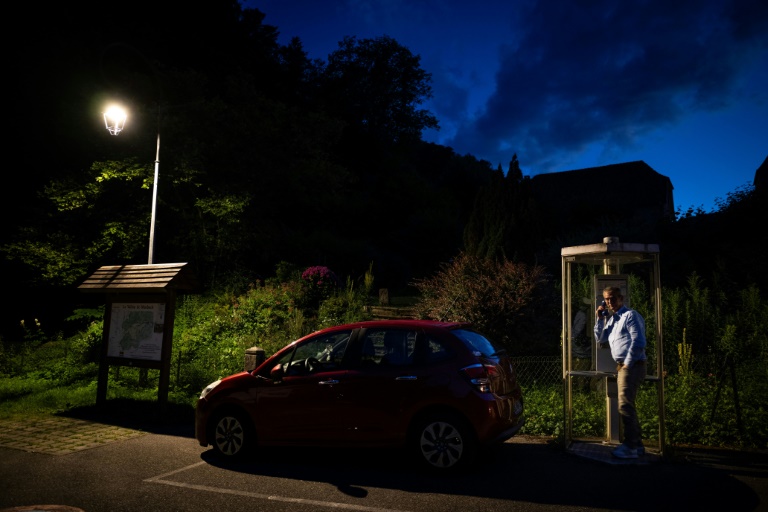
[3, 2, 765, 342]
[3, 2, 497, 340]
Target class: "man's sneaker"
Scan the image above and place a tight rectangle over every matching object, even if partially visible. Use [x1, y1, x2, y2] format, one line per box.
[612, 444, 638, 459]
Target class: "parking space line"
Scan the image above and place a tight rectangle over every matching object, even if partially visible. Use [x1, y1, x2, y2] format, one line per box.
[144, 461, 208, 481]
[144, 462, 411, 512]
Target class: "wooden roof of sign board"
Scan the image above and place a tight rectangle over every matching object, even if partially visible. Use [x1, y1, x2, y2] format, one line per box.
[78, 263, 197, 293]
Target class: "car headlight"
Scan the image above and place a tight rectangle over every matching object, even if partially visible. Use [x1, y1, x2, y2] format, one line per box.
[199, 379, 221, 400]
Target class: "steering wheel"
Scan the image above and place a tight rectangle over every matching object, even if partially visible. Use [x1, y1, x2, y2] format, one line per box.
[305, 357, 320, 372]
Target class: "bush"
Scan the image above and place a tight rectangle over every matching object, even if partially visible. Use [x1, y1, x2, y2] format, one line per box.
[411, 252, 560, 355]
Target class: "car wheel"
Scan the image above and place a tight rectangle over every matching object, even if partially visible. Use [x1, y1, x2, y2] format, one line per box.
[411, 413, 476, 472]
[211, 410, 253, 459]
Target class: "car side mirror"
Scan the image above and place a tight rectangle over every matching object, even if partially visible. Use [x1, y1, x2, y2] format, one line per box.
[270, 364, 284, 381]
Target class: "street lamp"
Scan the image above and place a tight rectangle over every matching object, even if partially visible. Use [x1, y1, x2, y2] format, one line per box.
[103, 104, 160, 264]
[103, 105, 127, 135]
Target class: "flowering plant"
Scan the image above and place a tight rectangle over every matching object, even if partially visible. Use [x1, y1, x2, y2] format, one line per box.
[301, 266, 340, 304]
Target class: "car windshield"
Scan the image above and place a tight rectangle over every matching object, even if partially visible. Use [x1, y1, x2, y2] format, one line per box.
[451, 329, 500, 358]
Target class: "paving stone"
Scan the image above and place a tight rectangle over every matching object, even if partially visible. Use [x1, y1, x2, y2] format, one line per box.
[0, 417, 146, 455]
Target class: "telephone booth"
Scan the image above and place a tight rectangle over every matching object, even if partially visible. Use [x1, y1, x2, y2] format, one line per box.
[561, 237, 666, 462]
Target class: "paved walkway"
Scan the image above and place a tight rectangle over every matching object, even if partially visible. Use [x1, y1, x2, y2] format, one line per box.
[0, 416, 145, 455]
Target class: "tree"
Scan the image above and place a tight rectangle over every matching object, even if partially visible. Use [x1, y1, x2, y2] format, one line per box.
[320, 35, 438, 143]
[463, 155, 543, 263]
[464, 165, 508, 260]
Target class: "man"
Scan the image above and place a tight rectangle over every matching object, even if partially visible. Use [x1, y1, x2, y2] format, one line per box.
[594, 286, 647, 459]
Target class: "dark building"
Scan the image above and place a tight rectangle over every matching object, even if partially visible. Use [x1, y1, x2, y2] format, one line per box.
[529, 160, 675, 247]
[754, 155, 768, 195]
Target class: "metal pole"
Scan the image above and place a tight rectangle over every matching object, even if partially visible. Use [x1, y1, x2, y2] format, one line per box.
[148, 131, 160, 264]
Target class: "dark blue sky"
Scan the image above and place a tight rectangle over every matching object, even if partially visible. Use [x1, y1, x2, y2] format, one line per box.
[245, 0, 767, 213]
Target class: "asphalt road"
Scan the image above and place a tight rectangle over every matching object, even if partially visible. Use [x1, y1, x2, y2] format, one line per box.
[0, 408, 766, 512]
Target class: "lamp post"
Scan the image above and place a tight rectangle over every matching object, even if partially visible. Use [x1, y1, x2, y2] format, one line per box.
[103, 104, 160, 264]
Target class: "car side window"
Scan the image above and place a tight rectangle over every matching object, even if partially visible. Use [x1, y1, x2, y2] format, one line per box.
[359, 329, 416, 367]
[423, 335, 452, 364]
[280, 330, 352, 375]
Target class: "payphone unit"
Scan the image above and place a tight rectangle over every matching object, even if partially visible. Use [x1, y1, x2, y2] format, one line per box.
[561, 237, 665, 459]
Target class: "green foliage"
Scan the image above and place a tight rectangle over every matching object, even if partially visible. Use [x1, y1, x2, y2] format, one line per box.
[272, 261, 302, 284]
[64, 310, 105, 365]
[570, 265, 596, 306]
[0, 374, 53, 403]
[522, 370, 767, 450]
[678, 335, 694, 379]
[2, 159, 157, 287]
[1, 264, 373, 418]
[520, 386, 564, 438]
[0, 233, 94, 287]
[171, 284, 294, 391]
[2, 262, 767, 450]
[570, 388, 608, 438]
[170, 265, 371, 393]
[664, 372, 748, 447]
[0, 380, 101, 420]
[363, 261, 375, 296]
[1, 313, 102, 385]
[684, 272, 717, 350]
[316, 275, 373, 329]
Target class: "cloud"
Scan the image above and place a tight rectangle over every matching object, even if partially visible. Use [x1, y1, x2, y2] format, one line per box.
[445, 0, 768, 172]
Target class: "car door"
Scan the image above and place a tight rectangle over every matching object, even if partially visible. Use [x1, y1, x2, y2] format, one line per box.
[255, 330, 352, 444]
[333, 328, 431, 444]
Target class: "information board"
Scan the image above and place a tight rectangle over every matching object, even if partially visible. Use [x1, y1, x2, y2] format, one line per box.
[107, 302, 166, 361]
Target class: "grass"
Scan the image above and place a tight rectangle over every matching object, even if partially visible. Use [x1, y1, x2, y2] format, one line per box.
[0, 372, 197, 425]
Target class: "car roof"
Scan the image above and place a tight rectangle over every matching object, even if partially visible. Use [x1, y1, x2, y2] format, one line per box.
[334, 319, 468, 330]
[296, 319, 472, 340]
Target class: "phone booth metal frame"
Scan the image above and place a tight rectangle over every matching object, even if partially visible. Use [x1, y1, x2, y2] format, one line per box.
[561, 237, 666, 460]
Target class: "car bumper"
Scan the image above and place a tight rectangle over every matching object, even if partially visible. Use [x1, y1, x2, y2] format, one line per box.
[488, 413, 525, 444]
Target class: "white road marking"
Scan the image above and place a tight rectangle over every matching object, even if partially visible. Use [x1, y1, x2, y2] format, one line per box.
[144, 462, 412, 512]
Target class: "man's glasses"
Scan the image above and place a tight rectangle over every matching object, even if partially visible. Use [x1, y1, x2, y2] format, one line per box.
[604, 296, 619, 303]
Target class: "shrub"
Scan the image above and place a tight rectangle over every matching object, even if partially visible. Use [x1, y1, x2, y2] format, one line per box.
[411, 252, 560, 355]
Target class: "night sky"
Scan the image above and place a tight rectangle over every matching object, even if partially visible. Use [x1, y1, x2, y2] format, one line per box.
[246, 0, 768, 213]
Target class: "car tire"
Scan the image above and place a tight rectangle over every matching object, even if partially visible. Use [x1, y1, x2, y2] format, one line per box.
[410, 412, 476, 472]
[211, 409, 253, 460]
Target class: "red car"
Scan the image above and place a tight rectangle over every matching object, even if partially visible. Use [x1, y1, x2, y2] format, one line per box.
[195, 319, 524, 472]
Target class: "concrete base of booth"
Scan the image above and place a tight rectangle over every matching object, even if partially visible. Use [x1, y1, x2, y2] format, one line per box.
[567, 440, 662, 465]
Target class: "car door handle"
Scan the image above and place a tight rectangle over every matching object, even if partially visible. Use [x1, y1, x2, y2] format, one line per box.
[319, 379, 339, 385]
[395, 376, 417, 380]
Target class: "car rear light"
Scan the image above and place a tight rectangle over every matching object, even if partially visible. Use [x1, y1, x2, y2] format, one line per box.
[461, 363, 497, 393]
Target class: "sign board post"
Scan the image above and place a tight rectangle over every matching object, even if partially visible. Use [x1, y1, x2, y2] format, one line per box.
[79, 263, 196, 407]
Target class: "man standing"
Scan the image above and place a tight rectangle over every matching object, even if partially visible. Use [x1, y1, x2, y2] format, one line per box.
[595, 286, 647, 459]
